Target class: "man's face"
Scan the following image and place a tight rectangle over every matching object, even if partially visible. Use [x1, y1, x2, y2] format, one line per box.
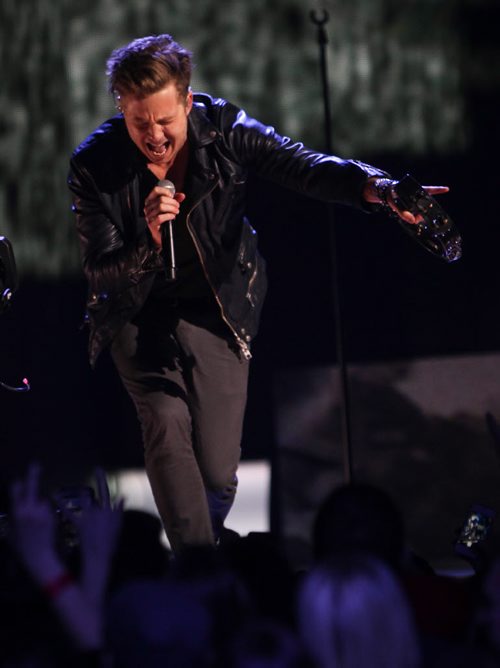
[121, 83, 193, 168]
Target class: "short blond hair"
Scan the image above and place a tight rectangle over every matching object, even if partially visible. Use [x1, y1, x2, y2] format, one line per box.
[106, 34, 193, 101]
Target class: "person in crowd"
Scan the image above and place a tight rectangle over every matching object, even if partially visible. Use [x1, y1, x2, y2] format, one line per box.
[7, 464, 123, 663]
[312, 482, 407, 571]
[297, 552, 421, 668]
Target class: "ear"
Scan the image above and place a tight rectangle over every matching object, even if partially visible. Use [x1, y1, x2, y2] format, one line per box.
[185, 88, 193, 115]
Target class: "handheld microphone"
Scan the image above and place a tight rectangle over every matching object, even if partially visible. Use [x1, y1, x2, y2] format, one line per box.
[157, 179, 177, 281]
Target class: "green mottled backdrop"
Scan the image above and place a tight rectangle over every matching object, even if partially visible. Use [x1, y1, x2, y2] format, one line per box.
[0, 0, 491, 276]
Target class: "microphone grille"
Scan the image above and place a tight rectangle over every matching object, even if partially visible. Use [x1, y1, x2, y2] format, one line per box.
[157, 179, 176, 196]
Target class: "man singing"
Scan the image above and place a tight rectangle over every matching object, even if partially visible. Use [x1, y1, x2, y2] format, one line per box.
[68, 34, 447, 552]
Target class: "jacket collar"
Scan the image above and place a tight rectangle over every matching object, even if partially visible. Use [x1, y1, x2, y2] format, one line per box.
[188, 99, 221, 148]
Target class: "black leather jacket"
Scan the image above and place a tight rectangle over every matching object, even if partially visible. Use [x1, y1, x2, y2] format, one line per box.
[68, 93, 386, 366]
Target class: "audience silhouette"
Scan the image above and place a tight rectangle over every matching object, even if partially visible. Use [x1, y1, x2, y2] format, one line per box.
[1, 465, 499, 667]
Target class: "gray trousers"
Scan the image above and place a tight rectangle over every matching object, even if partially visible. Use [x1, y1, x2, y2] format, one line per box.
[110, 296, 249, 553]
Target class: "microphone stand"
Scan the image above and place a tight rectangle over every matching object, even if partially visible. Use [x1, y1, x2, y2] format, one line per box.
[310, 9, 353, 484]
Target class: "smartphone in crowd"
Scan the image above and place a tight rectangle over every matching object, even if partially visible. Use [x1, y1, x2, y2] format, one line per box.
[453, 503, 495, 562]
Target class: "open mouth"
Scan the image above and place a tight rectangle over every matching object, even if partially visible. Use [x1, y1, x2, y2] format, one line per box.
[146, 141, 168, 158]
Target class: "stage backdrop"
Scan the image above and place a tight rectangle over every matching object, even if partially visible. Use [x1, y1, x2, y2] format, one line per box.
[273, 353, 500, 564]
[1, 0, 496, 275]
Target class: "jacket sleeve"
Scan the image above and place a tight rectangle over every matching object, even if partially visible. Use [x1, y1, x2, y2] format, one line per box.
[68, 157, 160, 296]
[216, 102, 388, 210]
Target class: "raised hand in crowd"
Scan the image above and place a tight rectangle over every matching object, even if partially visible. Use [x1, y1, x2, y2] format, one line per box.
[9, 463, 123, 652]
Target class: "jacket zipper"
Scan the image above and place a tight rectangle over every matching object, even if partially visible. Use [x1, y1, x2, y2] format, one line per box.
[185, 182, 252, 361]
[246, 262, 258, 308]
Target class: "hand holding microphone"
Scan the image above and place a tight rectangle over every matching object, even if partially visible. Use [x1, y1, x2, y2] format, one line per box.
[144, 179, 185, 281]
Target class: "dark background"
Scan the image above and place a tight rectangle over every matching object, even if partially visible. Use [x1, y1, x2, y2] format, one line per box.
[0, 0, 499, 560]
